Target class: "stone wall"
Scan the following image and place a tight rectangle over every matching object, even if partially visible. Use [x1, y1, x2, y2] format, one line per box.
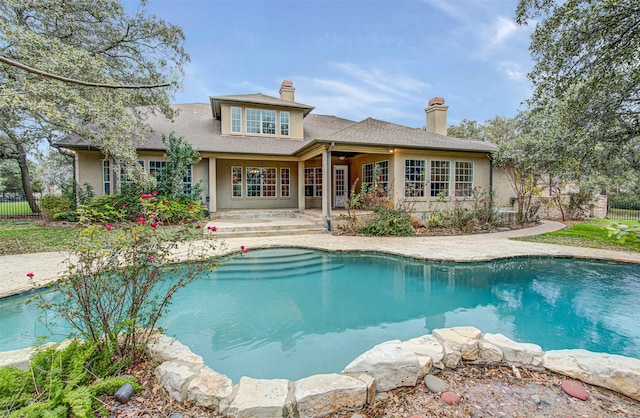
[145, 328, 640, 417]
[3, 327, 639, 417]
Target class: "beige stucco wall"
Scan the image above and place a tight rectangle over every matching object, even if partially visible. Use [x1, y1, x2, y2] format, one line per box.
[219, 103, 304, 139]
[492, 168, 517, 208]
[390, 149, 493, 214]
[76, 150, 106, 194]
[215, 159, 298, 210]
[75, 150, 208, 201]
[75, 148, 513, 217]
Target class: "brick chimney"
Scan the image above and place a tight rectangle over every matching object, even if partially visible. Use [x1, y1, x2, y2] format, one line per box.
[425, 97, 448, 136]
[279, 80, 295, 101]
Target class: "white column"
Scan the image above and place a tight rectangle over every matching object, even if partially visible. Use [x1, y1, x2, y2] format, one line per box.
[298, 161, 306, 210]
[392, 150, 403, 205]
[208, 157, 217, 213]
[322, 147, 330, 218]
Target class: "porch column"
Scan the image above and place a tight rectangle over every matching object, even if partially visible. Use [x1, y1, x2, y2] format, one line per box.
[392, 150, 403, 205]
[208, 157, 217, 213]
[322, 146, 331, 219]
[298, 161, 305, 210]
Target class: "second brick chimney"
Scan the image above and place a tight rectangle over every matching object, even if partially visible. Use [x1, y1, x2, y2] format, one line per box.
[279, 80, 295, 101]
[425, 97, 448, 136]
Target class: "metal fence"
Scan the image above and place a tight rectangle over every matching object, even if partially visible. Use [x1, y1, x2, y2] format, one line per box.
[0, 192, 43, 219]
[606, 200, 640, 222]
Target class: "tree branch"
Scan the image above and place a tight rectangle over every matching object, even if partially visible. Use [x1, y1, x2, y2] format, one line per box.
[0, 55, 170, 89]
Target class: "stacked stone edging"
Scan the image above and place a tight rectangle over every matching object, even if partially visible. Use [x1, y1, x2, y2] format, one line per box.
[3, 327, 640, 417]
[142, 327, 640, 417]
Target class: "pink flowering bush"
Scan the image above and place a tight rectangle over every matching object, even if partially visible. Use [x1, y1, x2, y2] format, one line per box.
[34, 221, 230, 361]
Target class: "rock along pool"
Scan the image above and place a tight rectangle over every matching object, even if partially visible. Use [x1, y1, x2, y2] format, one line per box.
[1, 248, 639, 382]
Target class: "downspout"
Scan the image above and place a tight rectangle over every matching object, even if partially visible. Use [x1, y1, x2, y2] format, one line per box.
[488, 153, 493, 190]
[326, 142, 334, 231]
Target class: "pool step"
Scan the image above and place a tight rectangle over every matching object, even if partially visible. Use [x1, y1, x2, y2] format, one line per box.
[205, 211, 327, 238]
[213, 249, 343, 280]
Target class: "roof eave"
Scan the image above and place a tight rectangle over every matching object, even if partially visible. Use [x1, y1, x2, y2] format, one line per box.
[209, 96, 315, 117]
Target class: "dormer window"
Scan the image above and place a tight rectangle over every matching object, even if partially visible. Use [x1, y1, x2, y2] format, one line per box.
[231, 107, 241, 133]
[246, 108, 276, 135]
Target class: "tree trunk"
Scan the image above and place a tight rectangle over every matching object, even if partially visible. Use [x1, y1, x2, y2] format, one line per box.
[16, 143, 39, 214]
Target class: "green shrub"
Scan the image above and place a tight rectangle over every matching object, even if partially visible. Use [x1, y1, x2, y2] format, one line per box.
[152, 197, 204, 224]
[41, 195, 72, 218]
[35, 217, 224, 360]
[79, 195, 131, 223]
[0, 366, 33, 410]
[362, 206, 415, 236]
[0, 341, 138, 417]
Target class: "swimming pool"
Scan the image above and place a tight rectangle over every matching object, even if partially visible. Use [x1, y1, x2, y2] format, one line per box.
[1, 248, 639, 382]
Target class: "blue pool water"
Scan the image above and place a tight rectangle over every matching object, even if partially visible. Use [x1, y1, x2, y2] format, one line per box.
[1, 248, 639, 382]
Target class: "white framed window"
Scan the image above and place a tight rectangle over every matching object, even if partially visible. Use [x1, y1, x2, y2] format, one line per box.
[363, 161, 389, 192]
[149, 160, 167, 177]
[246, 108, 276, 135]
[182, 166, 193, 195]
[246, 167, 276, 197]
[102, 160, 111, 195]
[120, 160, 145, 184]
[280, 167, 290, 198]
[149, 160, 192, 194]
[376, 160, 389, 192]
[404, 159, 425, 198]
[280, 111, 290, 136]
[454, 161, 474, 197]
[430, 160, 450, 197]
[232, 166, 243, 197]
[362, 163, 374, 188]
[231, 106, 242, 133]
[304, 167, 322, 197]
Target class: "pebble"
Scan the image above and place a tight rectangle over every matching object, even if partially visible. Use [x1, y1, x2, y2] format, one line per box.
[531, 394, 541, 405]
[424, 374, 449, 393]
[441, 391, 461, 405]
[168, 413, 183, 418]
[561, 379, 590, 401]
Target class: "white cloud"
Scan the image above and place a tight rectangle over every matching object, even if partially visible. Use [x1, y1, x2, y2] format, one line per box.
[497, 61, 528, 82]
[294, 63, 430, 123]
[478, 16, 520, 58]
[330, 63, 430, 97]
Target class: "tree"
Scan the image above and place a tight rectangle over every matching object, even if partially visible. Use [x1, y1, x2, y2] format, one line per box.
[0, 159, 41, 194]
[447, 119, 484, 139]
[516, 0, 640, 176]
[0, 0, 189, 212]
[154, 133, 204, 200]
[33, 149, 74, 194]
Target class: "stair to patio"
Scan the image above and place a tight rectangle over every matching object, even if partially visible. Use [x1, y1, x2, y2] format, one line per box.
[206, 209, 328, 238]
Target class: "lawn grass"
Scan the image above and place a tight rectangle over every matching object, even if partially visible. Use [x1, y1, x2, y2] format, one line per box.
[513, 218, 640, 252]
[0, 201, 35, 216]
[0, 220, 79, 256]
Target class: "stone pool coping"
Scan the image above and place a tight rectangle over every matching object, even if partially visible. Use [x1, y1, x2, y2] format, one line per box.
[3, 327, 640, 417]
[2, 220, 640, 300]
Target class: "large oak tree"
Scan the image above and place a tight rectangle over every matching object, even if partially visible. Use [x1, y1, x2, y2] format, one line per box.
[0, 0, 189, 211]
[516, 0, 640, 178]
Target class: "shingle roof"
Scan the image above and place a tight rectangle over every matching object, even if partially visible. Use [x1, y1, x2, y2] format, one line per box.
[309, 117, 495, 153]
[210, 93, 315, 117]
[57, 103, 495, 155]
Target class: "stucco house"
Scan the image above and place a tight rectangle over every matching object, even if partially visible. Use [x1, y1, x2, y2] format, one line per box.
[59, 80, 506, 222]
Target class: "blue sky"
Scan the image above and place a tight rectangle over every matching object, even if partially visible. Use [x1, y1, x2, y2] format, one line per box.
[132, 0, 535, 128]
